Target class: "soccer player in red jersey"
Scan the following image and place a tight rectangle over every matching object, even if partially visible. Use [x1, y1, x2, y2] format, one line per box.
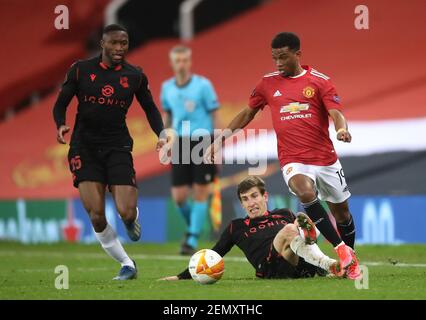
[206, 32, 360, 279]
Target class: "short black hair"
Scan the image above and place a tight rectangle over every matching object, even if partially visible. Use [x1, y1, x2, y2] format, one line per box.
[271, 32, 300, 51]
[103, 24, 128, 35]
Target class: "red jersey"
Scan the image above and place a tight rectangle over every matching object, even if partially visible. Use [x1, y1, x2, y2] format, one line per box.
[248, 65, 342, 167]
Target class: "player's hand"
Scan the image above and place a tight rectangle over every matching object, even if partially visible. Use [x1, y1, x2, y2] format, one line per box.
[204, 139, 222, 164]
[337, 128, 351, 143]
[156, 137, 169, 152]
[158, 276, 179, 281]
[57, 125, 70, 144]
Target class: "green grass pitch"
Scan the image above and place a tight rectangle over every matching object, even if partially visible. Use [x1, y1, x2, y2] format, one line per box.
[1, 241, 426, 299]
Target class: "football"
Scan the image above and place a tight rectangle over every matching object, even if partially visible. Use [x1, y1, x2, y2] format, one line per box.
[188, 249, 224, 284]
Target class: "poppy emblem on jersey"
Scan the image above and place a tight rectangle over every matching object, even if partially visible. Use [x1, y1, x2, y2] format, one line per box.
[90, 74, 96, 82]
[280, 102, 309, 114]
[302, 86, 315, 98]
[286, 167, 293, 175]
[120, 76, 129, 88]
[101, 85, 114, 97]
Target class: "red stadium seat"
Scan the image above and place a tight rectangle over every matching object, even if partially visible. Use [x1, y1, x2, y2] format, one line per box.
[0, 0, 108, 117]
[0, 0, 424, 198]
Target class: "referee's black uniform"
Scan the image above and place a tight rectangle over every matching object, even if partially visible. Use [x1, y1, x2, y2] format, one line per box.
[53, 55, 164, 188]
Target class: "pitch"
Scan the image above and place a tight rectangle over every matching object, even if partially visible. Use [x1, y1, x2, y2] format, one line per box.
[0, 241, 425, 299]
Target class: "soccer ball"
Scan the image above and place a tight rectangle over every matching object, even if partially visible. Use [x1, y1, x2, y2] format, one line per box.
[188, 249, 224, 284]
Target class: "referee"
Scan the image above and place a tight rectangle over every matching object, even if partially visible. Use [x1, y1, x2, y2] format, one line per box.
[53, 24, 166, 280]
[161, 45, 219, 255]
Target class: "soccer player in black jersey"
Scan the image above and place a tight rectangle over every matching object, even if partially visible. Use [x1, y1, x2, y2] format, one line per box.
[160, 176, 343, 280]
[53, 24, 166, 280]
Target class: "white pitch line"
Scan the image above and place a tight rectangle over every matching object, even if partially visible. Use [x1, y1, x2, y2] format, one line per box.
[17, 267, 110, 273]
[361, 261, 426, 268]
[1, 250, 426, 268]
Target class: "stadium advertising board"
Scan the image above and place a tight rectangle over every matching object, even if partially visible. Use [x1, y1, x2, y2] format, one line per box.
[0, 196, 425, 244]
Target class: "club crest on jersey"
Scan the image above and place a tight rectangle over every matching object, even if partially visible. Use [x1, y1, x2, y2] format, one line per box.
[90, 74, 96, 82]
[280, 102, 309, 114]
[101, 85, 114, 97]
[302, 86, 315, 98]
[120, 76, 129, 88]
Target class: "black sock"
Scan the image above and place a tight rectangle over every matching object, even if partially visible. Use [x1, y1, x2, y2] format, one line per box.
[302, 198, 342, 247]
[336, 214, 356, 249]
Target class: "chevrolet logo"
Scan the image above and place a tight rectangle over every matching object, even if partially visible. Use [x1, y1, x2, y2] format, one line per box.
[280, 102, 309, 114]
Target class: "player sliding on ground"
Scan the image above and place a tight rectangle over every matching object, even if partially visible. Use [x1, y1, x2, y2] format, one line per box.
[52, 24, 166, 280]
[205, 32, 360, 279]
[160, 176, 345, 281]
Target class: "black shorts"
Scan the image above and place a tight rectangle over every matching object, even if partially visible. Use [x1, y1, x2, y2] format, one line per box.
[68, 146, 137, 189]
[171, 136, 217, 186]
[260, 243, 317, 279]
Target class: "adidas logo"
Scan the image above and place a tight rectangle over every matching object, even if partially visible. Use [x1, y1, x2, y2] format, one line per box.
[273, 90, 282, 97]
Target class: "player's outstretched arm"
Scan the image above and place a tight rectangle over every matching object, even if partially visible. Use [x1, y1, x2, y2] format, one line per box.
[205, 106, 260, 163]
[135, 72, 167, 150]
[328, 109, 352, 143]
[53, 62, 78, 144]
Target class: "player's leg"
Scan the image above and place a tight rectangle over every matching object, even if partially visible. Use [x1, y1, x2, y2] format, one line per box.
[111, 185, 140, 241]
[286, 172, 344, 248]
[106, 150, 141, 241]
[172, 184, 192, 225]
[272, 224, 299, 266]
[317, 160, 355, 249]
[171, 163, 193, 225]
[184, 161, 216, 252]
[171, 162, 197, 254]
[315, 160, 361, 279]
[78, 181, 107, 232]
[327, 200, 355, 249]
[185, 182, 210, 250]
[327, 199, 360, 279]
[79, 182, 136, 279]
[171, 135, 193, 225]
[273, 222, 339, 274]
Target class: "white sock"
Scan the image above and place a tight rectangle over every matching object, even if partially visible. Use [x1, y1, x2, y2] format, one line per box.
[290, 235, 336, 271]
[95, 224, 134, 268]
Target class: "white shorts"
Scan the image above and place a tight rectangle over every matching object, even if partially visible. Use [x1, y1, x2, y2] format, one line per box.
[281, 159, 351, 204]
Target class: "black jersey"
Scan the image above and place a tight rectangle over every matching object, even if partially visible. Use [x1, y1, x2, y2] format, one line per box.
[178, 208, 296, 279]
[53, 55, 164, 148]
